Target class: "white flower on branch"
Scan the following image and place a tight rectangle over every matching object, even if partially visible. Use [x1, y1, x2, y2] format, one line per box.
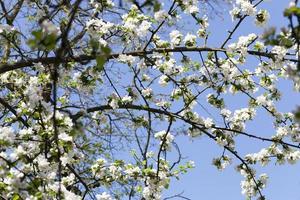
[96, 192, 113, 200]
[155, 130, 174, 151]
[41, 20, 61, 36]
[236, 0, 257, 16]
[183, 33, 197, 47]
[169, 30, 183, 46]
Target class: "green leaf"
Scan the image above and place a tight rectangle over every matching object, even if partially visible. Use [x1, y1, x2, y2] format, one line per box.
[27, 29, 57, 50]
[90, 38, 100, 52]
[295, 107, 300, 121]
[96, 56, 106, 71]
[32, 30, 43, 40]
[42, 34, 57, 50]
[101, 46, 111, 55]
[153, 1, 161, 12]
[284, 6, 300, 17]
[12, 194, 20, 200]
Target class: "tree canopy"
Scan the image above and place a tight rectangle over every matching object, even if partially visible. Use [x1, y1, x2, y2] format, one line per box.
[0, 0, 300, 199]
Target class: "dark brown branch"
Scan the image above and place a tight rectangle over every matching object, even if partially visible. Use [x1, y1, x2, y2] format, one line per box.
[0, 47, 297, 74]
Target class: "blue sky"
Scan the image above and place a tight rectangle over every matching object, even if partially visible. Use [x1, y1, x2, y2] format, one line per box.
[165, 1, 300, 199]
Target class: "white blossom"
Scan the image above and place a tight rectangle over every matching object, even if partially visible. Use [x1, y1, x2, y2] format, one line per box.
[58, 132, 73, 142]
[96, 192, 113, 200]
[155, 130, 174, 151]
[255, 10, 270, 27]
[236, 0, 257, 16]
[117, 54, 136, 65]
[272, 46, 287, 61]
[181, 0, 199, 14]
[121, 95, 133, 104]
[0, 127, 14, 143]
[169, 30, 183, 46]
[41, 20, 61, 36]
[158, 75, 169, 86]
[136, 21, 152, 37]
[154, 10, 168, 21]
[203, 118, 214, 128]
[90, 0, 114, 10]
[230, 7, 241, 21]
[183, 33, 197, 47]
[286, 151, 300, 164]
[141, 88, 153, 98]
[86, 19, 114, 36]
[109, 98, 119, 109]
